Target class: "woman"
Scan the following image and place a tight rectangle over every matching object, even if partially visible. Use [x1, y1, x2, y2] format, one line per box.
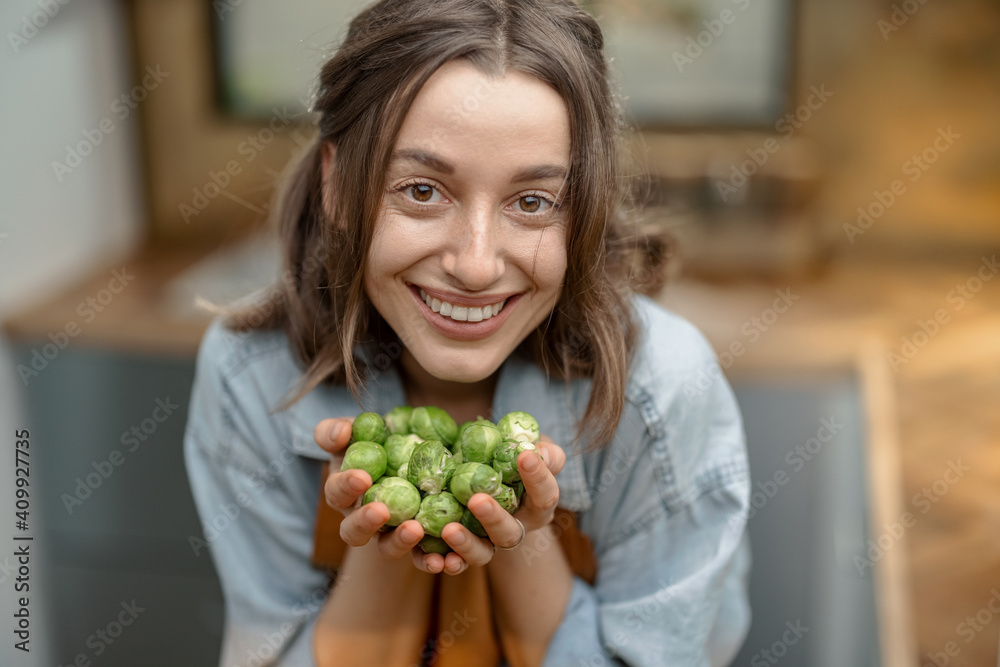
[183, 1, 752, 665]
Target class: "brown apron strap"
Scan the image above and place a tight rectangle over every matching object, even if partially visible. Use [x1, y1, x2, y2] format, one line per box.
[310, 462, 598, 666]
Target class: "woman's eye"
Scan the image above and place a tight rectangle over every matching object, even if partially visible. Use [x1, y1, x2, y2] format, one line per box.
[404, 183, 441, 203]
[516, 195, 553, 214]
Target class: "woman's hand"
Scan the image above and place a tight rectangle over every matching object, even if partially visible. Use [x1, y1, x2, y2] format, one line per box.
[314, 418, 427, 562]
[315, 419, 566, 576]
[435, 435, 566, 576]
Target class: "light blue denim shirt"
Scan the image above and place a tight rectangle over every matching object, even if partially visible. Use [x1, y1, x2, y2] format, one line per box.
[183, 294, 752, 666]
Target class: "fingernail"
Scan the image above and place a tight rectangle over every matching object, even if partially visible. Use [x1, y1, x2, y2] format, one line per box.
[328, 421, 344, 443]
[401, 526, 418, 542]
[522, 455, 540, 473]
[450, 531, 466, 546]
[365, 506, 381, 522]
[349, 476, 367, 493]
[477, 501, 493, 518]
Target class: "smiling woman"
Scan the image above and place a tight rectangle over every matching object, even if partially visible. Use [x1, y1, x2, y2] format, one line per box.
[183, 1, 751, 666]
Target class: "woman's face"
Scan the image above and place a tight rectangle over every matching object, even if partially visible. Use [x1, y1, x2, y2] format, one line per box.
[364, 59, 570, 385]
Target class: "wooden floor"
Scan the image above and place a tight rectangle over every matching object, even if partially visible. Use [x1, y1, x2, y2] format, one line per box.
[658, 248, 1000, 666]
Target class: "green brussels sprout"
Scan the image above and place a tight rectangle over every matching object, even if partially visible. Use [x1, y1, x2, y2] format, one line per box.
[457, 418, 494, 440]
[397, 459, 409, 481]
[497, 411, 540, 444]
[363, 477, 421, 526]
[341, 441, 387, 483]
[362, 478, 384, 505]
[514, 481, 526, 505]
[384, 433, 422, 477]
[449, 461, 502, 506]
[458, 423, 503, 464]
[415, 492, 463, 537]
[383, 406, 413, 436]
[410, 406, 458, 446]
[461, 507, 488, 538]
[406, 440, 458, 495]
[492, 439, 538, 485]
[352, 412, 387, 445]
[419, 535, 451, 555]
[493, 484, 518, 514]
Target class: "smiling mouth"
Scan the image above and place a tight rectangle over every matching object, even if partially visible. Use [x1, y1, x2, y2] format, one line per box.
[417, 288, 508, 323]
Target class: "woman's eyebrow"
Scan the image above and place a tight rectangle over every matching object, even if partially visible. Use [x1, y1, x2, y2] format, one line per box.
[391, 149, 454, 174]
[391, 149, 568, 184]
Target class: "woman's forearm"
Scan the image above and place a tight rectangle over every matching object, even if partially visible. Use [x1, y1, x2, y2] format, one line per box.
[486, 524, 573, 667]
[313, 540, 435, 667]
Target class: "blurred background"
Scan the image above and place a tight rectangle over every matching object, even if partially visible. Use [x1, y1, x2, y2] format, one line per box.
[1, 0, 998, 665]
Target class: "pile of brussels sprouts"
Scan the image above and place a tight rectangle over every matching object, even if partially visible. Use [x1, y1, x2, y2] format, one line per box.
[340, 406, 541, 554]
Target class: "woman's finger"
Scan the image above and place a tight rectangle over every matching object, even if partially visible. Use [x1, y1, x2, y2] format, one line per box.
[537, 441, 566, 476]
[376, 520, 424, 560]
[340, 501, 389, 547]
[324, 469, 372, 512]
[467, 493, 527, 549]
[411, 549, 447, 574]
[517, 450, 560, 514]
[440, 522, 494, 571]
[314, 418, 354, 454]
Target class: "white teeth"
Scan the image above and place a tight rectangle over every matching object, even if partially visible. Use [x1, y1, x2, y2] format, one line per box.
[418, 287, 508, 323]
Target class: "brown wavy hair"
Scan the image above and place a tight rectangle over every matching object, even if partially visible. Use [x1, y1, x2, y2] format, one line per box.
[220, 0, 670, 448]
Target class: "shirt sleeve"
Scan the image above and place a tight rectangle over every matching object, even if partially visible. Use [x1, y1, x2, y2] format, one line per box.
[544, 349, 752, 667]
[183, 321, 330, 667]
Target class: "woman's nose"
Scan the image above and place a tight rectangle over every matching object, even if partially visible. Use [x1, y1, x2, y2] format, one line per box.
[441, 204, 505, 291]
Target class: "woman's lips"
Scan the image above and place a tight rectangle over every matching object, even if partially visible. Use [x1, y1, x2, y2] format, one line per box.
[409, 284, 521, 342]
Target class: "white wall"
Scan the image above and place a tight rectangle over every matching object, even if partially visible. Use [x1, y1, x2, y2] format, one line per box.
[0, 0, 143, 317]
[1, 2, 143, 664]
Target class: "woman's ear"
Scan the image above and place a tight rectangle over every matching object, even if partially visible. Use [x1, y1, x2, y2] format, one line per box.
[320, 140, 337, 222]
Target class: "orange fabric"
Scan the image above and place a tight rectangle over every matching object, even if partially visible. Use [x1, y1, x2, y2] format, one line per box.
[311, 461, 597, 667]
